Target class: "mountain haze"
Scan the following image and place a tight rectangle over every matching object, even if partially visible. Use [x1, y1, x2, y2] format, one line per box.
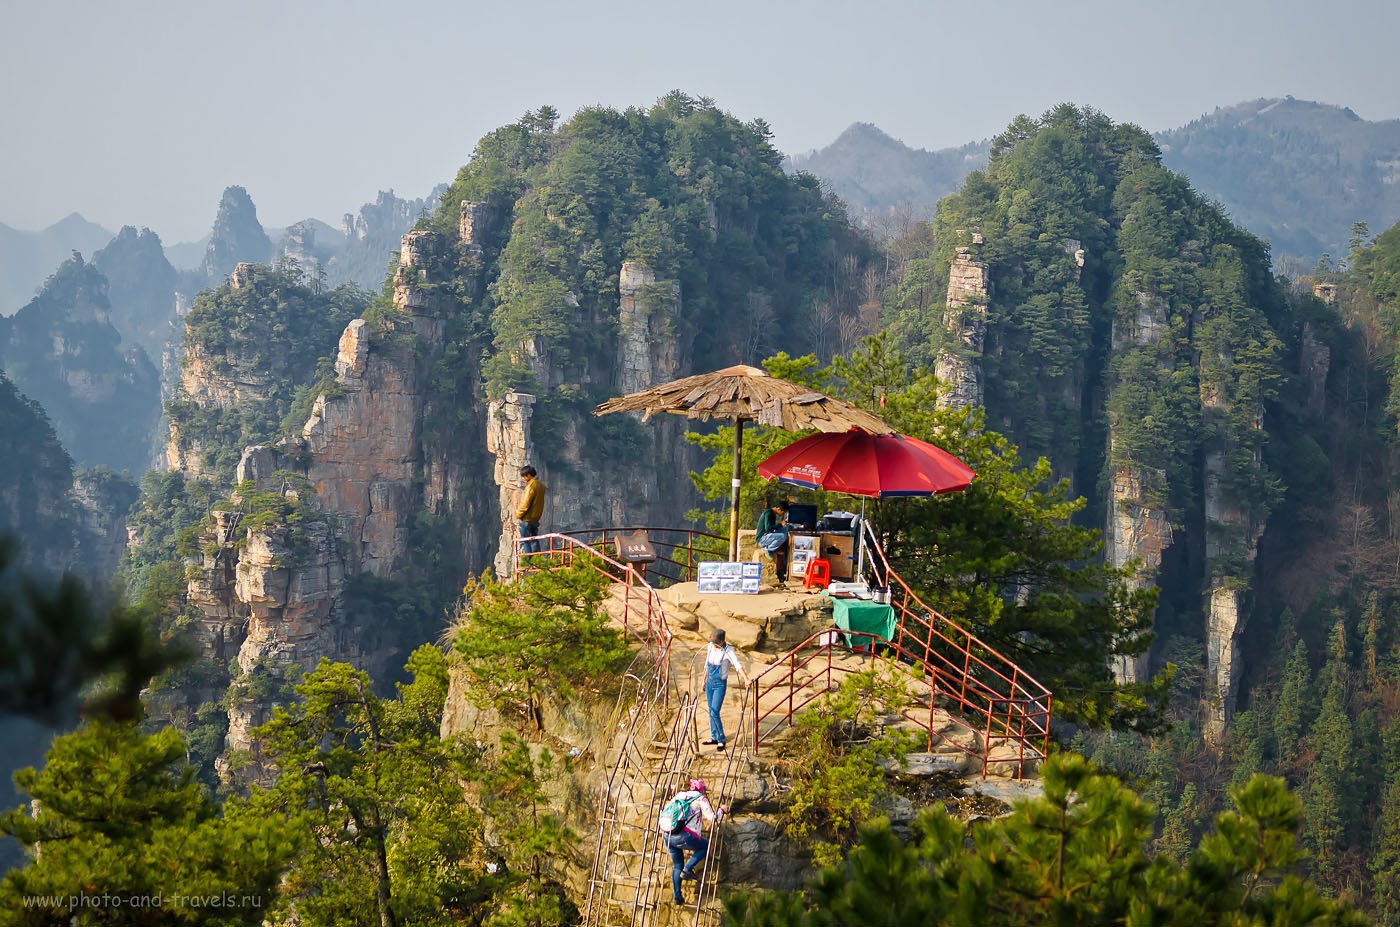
[789, 123, 989, 224]
[797, 98, 1400, 264]
[0, 214, 114, 314]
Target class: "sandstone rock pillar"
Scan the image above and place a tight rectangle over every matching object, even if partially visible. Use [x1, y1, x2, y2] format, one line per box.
[488, 392, 538, 577]
[935, 238, 989, 410]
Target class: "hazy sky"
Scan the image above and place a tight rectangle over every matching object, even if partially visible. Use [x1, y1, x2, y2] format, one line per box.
[3, 0, 1398, 242]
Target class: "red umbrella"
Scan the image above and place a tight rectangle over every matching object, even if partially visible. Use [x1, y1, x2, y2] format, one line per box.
[756, 430, 974, 498]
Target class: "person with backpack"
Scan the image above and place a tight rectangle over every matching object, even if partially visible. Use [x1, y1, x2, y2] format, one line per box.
[660, 778, 724, 904]
[704, 629, 750, 752]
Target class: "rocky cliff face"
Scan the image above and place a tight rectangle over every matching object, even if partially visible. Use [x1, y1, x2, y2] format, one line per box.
[934, 238, 989, 410]
[164, 262, 363, 480]
[174, 222, 498, 773]
[489, 260, 689, 575]
[92, 226, 178, 365]
[1106, 292, 1173, 685]
[70, 468, 139, 581]
[199, 186, 272, 284]
[0, 371, 78, 574]
[0, 255, 160, 475]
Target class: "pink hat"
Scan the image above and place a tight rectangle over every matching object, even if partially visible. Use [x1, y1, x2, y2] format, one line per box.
[688, 778, 707, 793]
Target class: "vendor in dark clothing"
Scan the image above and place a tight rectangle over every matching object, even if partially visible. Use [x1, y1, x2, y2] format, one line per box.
[755, 500, 790, 583]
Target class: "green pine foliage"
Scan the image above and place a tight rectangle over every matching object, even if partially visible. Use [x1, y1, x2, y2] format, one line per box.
[1077, 218, 1400, 917]
[247, 648, 488, 926]
[450, 559, 631, 731]
[0, 722, 295, 924]
[781, 666, 920, 868]
[726, 754, 1367, 927]
[886, 105, 1291, 587]
[415, 94, 874, 479]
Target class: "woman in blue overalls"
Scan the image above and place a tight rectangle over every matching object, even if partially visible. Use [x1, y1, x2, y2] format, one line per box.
[703, 629, 750, 751]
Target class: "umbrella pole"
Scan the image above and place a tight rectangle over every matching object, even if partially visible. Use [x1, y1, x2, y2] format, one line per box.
[729, 419, 744, 561]
[857, 497, 866, 581]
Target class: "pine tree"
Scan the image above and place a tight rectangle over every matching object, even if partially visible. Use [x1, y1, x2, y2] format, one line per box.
[1274, 638, 1312, 772]
[0, 722, 295, 924]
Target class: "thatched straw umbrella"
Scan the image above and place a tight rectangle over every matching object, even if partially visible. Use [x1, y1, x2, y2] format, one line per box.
[595, 364, 893, 560]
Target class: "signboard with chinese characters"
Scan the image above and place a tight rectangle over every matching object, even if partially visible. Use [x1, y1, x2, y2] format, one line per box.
[696, 561, 762, 594]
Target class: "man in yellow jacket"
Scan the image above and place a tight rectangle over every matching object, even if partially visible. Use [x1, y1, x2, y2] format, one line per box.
[516, 465, 547, 556]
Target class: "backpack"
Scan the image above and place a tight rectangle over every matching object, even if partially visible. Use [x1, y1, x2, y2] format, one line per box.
[658, 791, 698, 835]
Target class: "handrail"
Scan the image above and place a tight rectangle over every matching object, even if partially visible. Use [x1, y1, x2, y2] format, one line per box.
[524, 521, 1052, 927]
[862, 524, 1052, 773]
[549, 527, 726, 586]
[684, 679, 752, 927]
[748, 525, 1053, 777]
[514, 533, 674, 684]
[507, 532, 679, 927]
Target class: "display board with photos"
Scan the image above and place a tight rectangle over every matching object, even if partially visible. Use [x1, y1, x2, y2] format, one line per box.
[789, 534, 818, 578]
[697, 561, 762, 594]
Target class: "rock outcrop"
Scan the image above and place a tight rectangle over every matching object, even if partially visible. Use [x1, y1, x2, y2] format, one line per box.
[488, 391, 538, 577]
[1105, 461, 1171, 683]
[1106, 291, 1173, 684]
[199, 186, 272, 284]
[0, 254, 160, 475]
[70, 468, 139, 581]
[935, 237, 989, 410]
[92, 226, 178, 365]
[175, 221, 500, 774]
[616, 262, 680, 396]
[488, 260, 689, 576]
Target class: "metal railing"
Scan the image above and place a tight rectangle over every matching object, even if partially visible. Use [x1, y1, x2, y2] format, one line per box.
[503, 532, 680, 927]
[860, 526, 1052, 775]
[584, 688, 699, 927]
[519, 527, 726, 587]
[682, 663, 753, 927]
[513, 533, 674, 682]
[749, 527, 1052, 778]
[522, 521, 1051, 927]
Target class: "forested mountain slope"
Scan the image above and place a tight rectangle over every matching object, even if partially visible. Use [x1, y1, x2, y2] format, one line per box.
[125, 94, 875, 778]
[1157, 97, 1400, 262]
[881, 105, 1306, 743]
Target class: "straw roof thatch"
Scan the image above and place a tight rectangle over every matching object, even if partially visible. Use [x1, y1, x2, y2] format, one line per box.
[594, 364, 894, 434]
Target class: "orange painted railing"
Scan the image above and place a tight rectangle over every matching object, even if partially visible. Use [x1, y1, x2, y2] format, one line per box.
[544, 527, 726, 587]
[750, 526, 1052, 777]
[514, 533, 674, 680]
[510, 533, 682, 927]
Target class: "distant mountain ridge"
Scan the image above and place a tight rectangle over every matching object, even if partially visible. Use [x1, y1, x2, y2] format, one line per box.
[1155, 97, 1400, 260]
[0, 213, 114, 313]
[2, 189, 435, 317]
[789, 123, 990, 223]
[795, 98, 1400, 262]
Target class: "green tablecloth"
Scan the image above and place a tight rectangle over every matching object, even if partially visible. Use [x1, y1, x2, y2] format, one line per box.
[829, 597, 896, 647]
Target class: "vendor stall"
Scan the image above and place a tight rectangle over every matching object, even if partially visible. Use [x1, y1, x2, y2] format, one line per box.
[829, 595, 896, 648]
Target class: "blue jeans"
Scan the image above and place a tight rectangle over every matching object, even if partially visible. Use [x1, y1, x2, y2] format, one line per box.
[667, 831, 708, 902]
[705, 663, 727, 744]
[518, 521, 541, 555]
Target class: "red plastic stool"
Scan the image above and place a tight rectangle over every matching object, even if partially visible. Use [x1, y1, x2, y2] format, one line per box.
[803, 559, 831, 590]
